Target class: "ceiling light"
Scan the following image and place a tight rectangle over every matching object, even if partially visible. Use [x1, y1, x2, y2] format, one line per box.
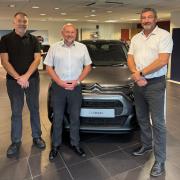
[61, 12, 67, 15]
[130, 18, 139, 21]
[40, 13, 46, 16]
[87, 20, 98, 22]
[107, 11, 112, 13]
[32, 6, 39, 9]
[90, 14, 96, 17]
[54, 7, 59, 10]
[91, 10, 96, 13]
[8, 4, 15, 8]
[64, 19, 78, 21]
[105, 20, 118, 23]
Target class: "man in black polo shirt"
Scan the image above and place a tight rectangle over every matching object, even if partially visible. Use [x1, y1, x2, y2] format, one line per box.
[0, 12, 46, 158]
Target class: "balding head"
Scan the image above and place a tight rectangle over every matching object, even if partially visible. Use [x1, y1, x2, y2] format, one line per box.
[61, 23, 77, 46]
[62, 23, 76, 32]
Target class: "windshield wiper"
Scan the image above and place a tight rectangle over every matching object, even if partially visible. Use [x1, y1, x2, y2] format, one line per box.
[111, 63, 126, 67]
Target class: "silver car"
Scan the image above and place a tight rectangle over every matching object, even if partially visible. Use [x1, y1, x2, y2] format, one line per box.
[48, 40, 137, 133]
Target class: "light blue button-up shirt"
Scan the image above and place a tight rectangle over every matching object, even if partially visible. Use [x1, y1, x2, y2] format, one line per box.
[44, 41, 92, 81]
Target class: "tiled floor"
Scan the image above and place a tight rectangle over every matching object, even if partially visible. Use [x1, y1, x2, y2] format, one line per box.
[0, 67, 180, 180]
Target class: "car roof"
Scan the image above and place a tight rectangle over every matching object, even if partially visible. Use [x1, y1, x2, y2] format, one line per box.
[80, 40, 124, 44]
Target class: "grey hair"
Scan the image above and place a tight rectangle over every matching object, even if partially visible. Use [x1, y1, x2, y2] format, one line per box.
[141, 8, 157, 18]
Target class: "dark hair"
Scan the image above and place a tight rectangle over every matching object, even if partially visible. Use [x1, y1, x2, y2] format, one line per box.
[14, 12, 28, 18]
[141, 8, 157, 18]
[36, 36, 44, 42]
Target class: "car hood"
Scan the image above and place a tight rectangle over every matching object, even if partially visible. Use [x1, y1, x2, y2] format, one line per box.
[82, 65, 133, 87]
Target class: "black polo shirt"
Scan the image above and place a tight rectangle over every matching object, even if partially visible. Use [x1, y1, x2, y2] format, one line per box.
[0, 30, 41, 79]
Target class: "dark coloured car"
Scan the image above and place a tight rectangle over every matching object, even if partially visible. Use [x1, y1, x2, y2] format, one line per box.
[48, 40, 136, 133]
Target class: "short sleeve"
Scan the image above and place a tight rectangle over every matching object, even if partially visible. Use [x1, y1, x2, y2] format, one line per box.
[0, 36, 8, 53]
[128, 38, 135, 55]
[33, 36, 41, 53]
[43, 46, 54, 67]
[83, 45, 92, 66]
[159, 33, 173, 53]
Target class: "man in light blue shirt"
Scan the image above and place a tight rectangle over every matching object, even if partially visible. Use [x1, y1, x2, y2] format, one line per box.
[44, 23, 92, 161]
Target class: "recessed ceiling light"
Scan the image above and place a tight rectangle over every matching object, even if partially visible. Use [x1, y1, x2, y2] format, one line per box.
[54, 7, 59, 10]
[40, 13, 46, 16]
[87, 20, 98, 22]
[105, 20, 118, 23]
[107, 11, 112, 13]
[61, 12, 67, 15]
[8, 4, 15, 8]
[130, 18, 139, 21]
[91, 9, 96, 13]
[64, 19, 78, 21]
[32, 6, 39, 9]
[90, 14, 96, 17]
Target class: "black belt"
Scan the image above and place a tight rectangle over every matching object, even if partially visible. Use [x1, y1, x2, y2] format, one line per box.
[146, 75, 165, 83]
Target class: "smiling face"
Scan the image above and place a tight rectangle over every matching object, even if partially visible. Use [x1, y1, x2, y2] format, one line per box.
[13, 13, 28, 36]
[140, 10, 157, 32]
[61, 24, 77, 46]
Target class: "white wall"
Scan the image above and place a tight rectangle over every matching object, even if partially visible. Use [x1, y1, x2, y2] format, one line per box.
[171, 11, 180, 29]
[0, 19, 135, 45]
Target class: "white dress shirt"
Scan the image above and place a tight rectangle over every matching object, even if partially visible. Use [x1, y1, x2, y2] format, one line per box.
[128, 26, 173, 79]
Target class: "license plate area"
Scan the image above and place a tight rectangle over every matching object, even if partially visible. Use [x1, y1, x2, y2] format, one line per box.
[80, 108, 115, 118]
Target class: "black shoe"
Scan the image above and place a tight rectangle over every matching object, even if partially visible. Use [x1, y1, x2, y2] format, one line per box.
[70, 145, 86, 157]
[33, 137, 46, 149]
[150, 161, 165, 177]
[49, 147, 59, 161]
[7, 142, 21, 158]
[133, 146, 152, 156]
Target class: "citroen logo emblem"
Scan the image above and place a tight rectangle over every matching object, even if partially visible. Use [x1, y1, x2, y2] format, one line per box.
[92, 87, 101, 93]
[91, 83, 102, 93]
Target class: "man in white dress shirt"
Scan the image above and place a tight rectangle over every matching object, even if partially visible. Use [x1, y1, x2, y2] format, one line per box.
[127, 8, 173, 177]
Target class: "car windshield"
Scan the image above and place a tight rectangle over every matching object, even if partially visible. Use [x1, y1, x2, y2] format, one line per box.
[84, 41, 128, 66]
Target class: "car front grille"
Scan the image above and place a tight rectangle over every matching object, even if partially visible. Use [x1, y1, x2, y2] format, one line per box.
[80, 116, 128, 126]
[81, 99, 123, 115]
[82, 99, 123, 108]
[82, 83, 133, 95]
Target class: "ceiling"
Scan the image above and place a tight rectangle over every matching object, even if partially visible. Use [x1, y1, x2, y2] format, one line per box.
[0, 0, 180, 23]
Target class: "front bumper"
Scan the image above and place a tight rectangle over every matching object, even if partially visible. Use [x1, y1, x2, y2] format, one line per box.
[64, 93, 136, 133]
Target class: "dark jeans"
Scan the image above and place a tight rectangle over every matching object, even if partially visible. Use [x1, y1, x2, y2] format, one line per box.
[133, 76, 166, 163]
[6, 77, 42, 143]
[51, 82, 82, 147]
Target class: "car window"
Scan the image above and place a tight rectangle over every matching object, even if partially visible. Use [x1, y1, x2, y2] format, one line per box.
[85, 42, 127, 66]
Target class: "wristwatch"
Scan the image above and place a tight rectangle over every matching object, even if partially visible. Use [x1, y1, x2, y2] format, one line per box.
[140, 71, 144, 77]
[77, 80, 81, 85]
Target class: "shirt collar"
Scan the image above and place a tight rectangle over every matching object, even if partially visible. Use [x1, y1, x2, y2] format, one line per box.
[60, 40, 76, 47]
[13, 29, 30, 38]
[141, 25, 159, 37]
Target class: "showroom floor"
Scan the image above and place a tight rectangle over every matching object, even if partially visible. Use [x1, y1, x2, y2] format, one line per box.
[0, 67, 180, 180]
